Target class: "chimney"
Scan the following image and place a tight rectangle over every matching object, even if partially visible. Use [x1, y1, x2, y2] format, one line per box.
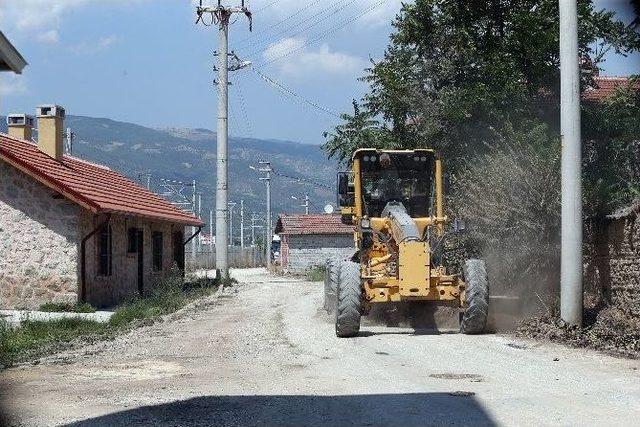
[7, 114, 35, 141]
[36, 104, 65, 160]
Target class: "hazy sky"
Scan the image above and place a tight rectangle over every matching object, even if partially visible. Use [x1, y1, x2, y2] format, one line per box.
[1, 0, 638, 144]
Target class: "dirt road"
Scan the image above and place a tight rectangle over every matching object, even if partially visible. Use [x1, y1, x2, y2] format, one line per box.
[2, 268, 639, 426]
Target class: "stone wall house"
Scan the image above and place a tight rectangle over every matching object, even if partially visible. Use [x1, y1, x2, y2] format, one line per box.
[275, 214, 354, 274]
[0, 107, 203, 309]
[585, 200, 640, 318]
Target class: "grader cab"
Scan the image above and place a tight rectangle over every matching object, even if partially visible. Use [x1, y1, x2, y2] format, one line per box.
[325, 148, 489, 337]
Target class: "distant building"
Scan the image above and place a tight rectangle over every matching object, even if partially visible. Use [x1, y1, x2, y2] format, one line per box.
[274, 214, 354, 274]
[0, 31, 27, 74]
[0, 105, 203, 309]
[200, 233, 215, 247]
[582, 75, 640, 102]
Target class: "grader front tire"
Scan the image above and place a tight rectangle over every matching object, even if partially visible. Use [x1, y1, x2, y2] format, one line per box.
[335, 261, 362, 338]
[323, 258, 340, 313]
[460, 259, 489, 334]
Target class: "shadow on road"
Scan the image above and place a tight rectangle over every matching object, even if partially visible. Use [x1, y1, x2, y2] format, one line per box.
[63, 393, 496, 427]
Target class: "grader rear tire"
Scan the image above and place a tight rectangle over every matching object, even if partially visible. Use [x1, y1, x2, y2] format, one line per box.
[323, 258, 340, 313]
[335, 261, 362, 338]
[460, 259, 489, 334]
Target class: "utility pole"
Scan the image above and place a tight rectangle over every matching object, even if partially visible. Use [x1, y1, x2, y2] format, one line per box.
[559, 0, 583, 326]
[65, 128, 75, 155]
[209, 209, 214, 257]
[228, 201, 236, 247]
[258, 161, 272, 269]
[191, 179, 197, 262]
[198, 193, 203, 251]
[292, 194, 310, 214]
[240, 200, 245, 250]
[195, 0, 252, 279]
[251, 213, 256, 247]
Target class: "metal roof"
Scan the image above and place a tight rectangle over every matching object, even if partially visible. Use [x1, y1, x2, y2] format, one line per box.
[0, 31, 27, 74]
[0, 133, 203, 226]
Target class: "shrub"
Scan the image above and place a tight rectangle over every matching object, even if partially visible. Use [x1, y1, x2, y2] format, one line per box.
[453, 122, 561, 298]
[1, 270, 220, 368]
[0, 318, 107, 369]
[38, 302, 96, 313]
[306, 266, 326, 282]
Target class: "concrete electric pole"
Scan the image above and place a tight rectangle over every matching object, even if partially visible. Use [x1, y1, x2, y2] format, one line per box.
[240, 200, 245, 250]
[228, 201, 236, 247]
[191, 179, 197, 262]
[251, 213, 255, 247]
[258, 161, 272, 269]
[65, 128, 75, 155]
[559, 0, 583, 326]
[195, 0, 252, 279]
[209, 209, 214, 257]
[198, 193, 203, 251]
[292, 194, 310, 215]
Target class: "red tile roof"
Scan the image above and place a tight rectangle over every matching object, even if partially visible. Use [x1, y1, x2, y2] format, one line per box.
[275, 214, 354, 235]
[0, 134, 203, 226]
[584, 76, 639, 102]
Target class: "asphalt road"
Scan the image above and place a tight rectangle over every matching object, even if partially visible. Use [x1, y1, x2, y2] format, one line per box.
[1, 268, 639, 426]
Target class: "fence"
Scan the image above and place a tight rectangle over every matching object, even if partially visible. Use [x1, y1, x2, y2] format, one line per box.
[185, 246, 266, 272]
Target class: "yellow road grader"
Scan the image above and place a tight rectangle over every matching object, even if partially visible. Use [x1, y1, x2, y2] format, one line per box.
[324, 148, 489, 337]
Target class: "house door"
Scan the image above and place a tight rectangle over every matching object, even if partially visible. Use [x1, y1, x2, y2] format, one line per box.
[137, 229, 144, 295]
[173, 231, 185, 272]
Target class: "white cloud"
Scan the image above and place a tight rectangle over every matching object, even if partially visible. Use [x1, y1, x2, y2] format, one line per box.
[2, 0, 145, 43]
[263, 37, 366, 77]
[36, 30, 60, 44]
[357, 0, 405, 28]
[0, 74, 28, 96]
[70, 35, 121, 55]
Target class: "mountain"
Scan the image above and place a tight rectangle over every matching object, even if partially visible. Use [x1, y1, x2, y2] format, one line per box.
[0, 115, 339, 231]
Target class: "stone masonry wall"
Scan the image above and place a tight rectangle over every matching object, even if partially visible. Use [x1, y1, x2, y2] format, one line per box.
[585, 213, 640, 318]
[284, 234, 354, 274]
[0, 161, 80, 309]
[82, 212, 183, 308]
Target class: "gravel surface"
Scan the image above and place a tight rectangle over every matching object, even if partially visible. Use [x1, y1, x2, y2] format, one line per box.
[1, 268, 639, 426]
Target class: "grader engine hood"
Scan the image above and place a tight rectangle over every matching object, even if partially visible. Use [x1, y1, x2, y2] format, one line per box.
[381, 201, 420, 243]
[378, 201, 430, 297]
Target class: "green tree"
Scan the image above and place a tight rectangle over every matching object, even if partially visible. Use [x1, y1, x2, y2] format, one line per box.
[323, 0, 639, 169]
[582, 84, 640, 216]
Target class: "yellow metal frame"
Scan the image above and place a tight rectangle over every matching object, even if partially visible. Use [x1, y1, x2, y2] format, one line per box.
[344, 149, 464, 307]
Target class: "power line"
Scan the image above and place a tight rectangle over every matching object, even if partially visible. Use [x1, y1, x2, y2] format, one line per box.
[254, 0, 388, 69]
[272, 168, 333, 190]
[254, 0, 279, 13]
[241, 0, 354, 59]
[235, 72, 254, 138]
[235, 0, 322, 48]
[251, 67, 340, 118]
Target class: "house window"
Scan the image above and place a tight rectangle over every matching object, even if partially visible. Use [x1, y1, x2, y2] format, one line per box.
[98, 224, 113, 276]
[127, 227, 139, 253]
[152, 231, 163, 271]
